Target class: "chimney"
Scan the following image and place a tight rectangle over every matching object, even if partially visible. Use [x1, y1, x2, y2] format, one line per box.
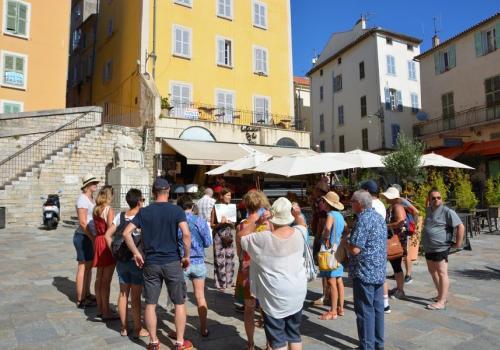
[355, 15, 366, 30]
[432, 34, 440, 47]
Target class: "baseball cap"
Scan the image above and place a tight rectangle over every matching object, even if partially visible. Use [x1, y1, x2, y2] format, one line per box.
[153, 177, 170, 190]
[360, 180, 379, 195]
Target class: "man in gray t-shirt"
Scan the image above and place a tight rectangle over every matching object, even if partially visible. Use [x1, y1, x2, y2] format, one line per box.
[422, 189, 464, 311]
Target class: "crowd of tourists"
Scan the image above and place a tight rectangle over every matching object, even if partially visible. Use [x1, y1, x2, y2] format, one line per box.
[72, 173, 465, 350]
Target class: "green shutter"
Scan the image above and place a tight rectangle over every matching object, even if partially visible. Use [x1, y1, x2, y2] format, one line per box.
[17, 2, 27, 35]
[6, 0, 17, 32]
[434, 52, 441, 74]
[474, 32, 483, 57]
[3, 104, 13, 113]
[448, 45, 456, 68]
[14, 56, 24, 73]
[4, 55, 14, 70]
[495, 21, 500, 50]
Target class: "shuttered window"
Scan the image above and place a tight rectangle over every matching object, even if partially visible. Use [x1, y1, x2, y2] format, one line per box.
[408, 61, 417, 80]
[254, 46, 268, 75]
[171, 82, 192, 117]
[2, 51, 27, 88]
[4, 0, 30, 37]
[434, 45, 456, 74]
[362, 129, 368, 150]
[384, 88, 403, 112]
[253, 1, 267, 29]
[217, 0, 232, 19]
[216, 89, 234, 123]
[442, 92, 455, 129]
[217, 37, 232, 67]
[1, 100, 23, 113]
[254, 96, 270, 124]
[386, 55, 396, 75]
[475, 22, 500, 57]
[173, 25, 192, 58]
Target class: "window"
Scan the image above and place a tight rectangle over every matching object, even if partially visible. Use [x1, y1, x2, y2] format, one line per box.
[386, 55, 396, 75]
[174, 0, 192, 7]
[1, 51, 27, 89]
[338, 57, 342, 64]
[434, 45, 456, 74]
[319, 114, 324, 132]
[3, 0, 30, 37]
[253, 96, 270, 123]
[338, 105, 344, 125]
[386, 37, 393, 45]
[385, 88, 403, 112]
[253, 46, 268, 75]
[391, 124, 401, 146]
[253, 0, 267, 29]
[217, 0, 232, 19]
[320, 69, 323, 76]
[215, 89, 235, 123]
[485, 75, 500, 120]
[360, 96, 367, 117]
[319, 86, 323, 102]
[359, 61, 365, 80]
[1, 100, 23, 113]
[407, 44, 414, 51]
[172, 25, 192, 58]
[319, 140, 325, 152]
[216, 37, 232, 67]
[362, 128, 368, 150]
[408, 61, 417, 80]
[339, 135, 345, 152]
[441, 92, 455, 129]
[410, 93, 419, 113]
[333, 74, 342, 92]
[171, 82, 192, 117]
[103, 59, 112, 82]
[475, 25, 500, 56]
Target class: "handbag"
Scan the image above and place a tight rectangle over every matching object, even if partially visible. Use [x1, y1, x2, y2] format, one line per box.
[387, 231, 404, 261]
[301, 228, 318, 282]
[335, 239, 348, 264]
[317, 213, 340, 271]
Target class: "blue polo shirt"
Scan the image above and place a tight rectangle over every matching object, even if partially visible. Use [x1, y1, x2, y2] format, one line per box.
[131, 202, 187, 266]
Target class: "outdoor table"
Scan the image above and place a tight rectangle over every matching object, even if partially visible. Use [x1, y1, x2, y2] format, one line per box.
[489, 207, 499, 232]
[473, 209, 492, 233]
[457, 213, 474, 239]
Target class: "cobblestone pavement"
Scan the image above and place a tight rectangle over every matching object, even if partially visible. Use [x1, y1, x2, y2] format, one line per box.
[1, 225, 500, 349]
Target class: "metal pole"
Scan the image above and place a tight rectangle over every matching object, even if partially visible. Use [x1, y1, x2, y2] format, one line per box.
[152, 0, 157, 79]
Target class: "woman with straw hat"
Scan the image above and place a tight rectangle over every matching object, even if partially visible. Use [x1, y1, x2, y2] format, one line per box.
[318, 191, 346, 321]
[73, 174, 100, 309]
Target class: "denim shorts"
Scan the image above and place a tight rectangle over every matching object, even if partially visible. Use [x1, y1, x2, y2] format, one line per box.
[262, 309, 302, 349]
[116, 260, 144, 285]
[73, 232, 94, 262]
[143, 261, 186, 305]
[183, 263, 207, 281]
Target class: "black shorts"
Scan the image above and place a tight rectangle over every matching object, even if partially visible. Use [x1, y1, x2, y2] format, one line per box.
[262, 310, 302, 349]
[143, 261, 186, 305]
[425, 250, 449, 262]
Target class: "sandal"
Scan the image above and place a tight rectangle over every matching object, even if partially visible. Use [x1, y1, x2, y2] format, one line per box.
[120, 328, 128, 337]
[426, 303, 446, 311]
[133, 328, 149, 339]
[201, 329, 209, 337]
[254, 319, 264, 328]
[319, 311, 338, 320]
[76, 299, 95, 309]
[337, 307, 345, 316]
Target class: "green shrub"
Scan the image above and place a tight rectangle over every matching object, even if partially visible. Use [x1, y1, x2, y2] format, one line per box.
[450, 169, 478, 210]
[485, 176, 500, 206]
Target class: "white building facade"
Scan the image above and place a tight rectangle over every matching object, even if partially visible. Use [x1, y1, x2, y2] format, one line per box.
[308, 19, 422, 152]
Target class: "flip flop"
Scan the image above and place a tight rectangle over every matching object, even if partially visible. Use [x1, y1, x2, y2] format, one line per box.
[319, 311, 338, 320]
[133, 328, 149, 339]
[426, 303, 446, 310]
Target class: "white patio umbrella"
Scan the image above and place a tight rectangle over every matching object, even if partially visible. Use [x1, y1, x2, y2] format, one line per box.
[205, 151, 272, 175]
[420, 152, 474, 169]
[335, 149, 385, 168]
[253, 152, 357, 177]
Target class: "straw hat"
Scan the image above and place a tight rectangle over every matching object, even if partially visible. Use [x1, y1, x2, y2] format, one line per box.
[81, 173, 100, 190]
[322, 191, 344, 211]
[381, 187, 400, 200]
[269, 197, 295, 226]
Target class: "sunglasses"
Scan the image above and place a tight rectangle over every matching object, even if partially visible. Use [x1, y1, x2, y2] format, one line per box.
[431, 196, 442, 200]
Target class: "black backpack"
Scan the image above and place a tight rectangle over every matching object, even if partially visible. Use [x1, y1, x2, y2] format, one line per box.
[111, 212, 142, 262]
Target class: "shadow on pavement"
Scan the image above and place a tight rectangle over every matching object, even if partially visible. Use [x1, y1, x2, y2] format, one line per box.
[455, 266, 500, 280]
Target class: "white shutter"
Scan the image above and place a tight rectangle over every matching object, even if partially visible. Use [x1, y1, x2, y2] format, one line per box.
[17, 2, 28, 35]
[217, 38, 225, 64]
[260, 4, 266, 27]
[175, 28, 182, 54]
[6, 0, 17, 32]
[255, 48, 262, 72]
[254, 3, 260, 25]
[182, 29, 190, 56]
[262, 49, 267, 73]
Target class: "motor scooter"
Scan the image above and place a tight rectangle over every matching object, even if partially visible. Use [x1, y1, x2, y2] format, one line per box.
[42, 194, 60, 230]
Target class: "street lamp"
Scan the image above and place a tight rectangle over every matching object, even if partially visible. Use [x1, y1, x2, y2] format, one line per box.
[367, 107, 385, 150]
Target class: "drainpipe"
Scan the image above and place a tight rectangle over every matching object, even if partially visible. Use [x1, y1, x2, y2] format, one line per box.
[89, 0, 100, 104]
[151, 0, 157, 79]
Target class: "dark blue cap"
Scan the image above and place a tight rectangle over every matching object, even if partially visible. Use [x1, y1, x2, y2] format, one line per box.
[153, 177, 170, 190]
[360, 180, 378, 195]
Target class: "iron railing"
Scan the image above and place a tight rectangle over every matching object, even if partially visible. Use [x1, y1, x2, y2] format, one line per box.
[164, 100, 300, 130]
[0, 108, 102, 188]
[101, 102, 143, 127]
[414, 105, 500, 137]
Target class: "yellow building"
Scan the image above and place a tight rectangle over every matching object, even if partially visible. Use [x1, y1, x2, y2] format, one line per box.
[0, 0, 70, 113]
[92, 0, 294, 126]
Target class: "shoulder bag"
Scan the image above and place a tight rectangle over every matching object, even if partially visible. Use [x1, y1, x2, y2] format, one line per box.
[318, 213, 341, 271]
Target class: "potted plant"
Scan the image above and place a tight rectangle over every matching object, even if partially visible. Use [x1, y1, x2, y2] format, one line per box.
[485, 176, 500, 217]
[161, 95, 173, 116]
[450, 169, 478, 212]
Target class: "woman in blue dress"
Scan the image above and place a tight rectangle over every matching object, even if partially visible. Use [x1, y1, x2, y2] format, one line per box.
[319, 191, 346, 320]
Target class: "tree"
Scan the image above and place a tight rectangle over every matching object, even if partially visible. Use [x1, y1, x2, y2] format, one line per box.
[382, 133, 425, 185]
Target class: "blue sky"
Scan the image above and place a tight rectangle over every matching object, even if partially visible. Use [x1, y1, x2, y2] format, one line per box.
[291, 1, 499, 76]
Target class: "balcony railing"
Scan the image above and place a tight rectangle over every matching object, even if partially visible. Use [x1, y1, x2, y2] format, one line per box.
[414, 105, 500, 137]
[163, 101, 302, 130]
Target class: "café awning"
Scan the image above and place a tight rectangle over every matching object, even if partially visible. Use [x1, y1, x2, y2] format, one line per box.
[162, 139, 314, 166]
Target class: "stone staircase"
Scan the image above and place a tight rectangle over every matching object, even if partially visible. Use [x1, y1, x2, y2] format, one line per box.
[0, 125, 144, 226]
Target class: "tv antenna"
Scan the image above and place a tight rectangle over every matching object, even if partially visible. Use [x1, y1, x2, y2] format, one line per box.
[433, 16, 441, 36]
[363, 12, 376, 25]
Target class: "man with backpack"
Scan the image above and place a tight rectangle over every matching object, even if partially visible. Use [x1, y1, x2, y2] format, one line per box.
[104, 188, 148, 339]
[122, 178, 193, 350]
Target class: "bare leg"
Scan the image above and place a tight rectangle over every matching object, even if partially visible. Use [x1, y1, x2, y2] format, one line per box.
[118, 284, 130, 334]
[174, 303, 187, 344]
[101, 264, 115, 317]
[435, 260, 449, 305]
[130, 284, 148, 337]
[404, 256, 413, 278]
[83, 261, 93, 299]
[95, 267, 103, 314]
[289, 342, 303, 350]
[427, 260, 440, 292]
[336, 277, 344, 311]
[328, 278, 338, 313]
[145, 304, 158, 343]
[192, 278, 208, 334]
[75, 262, 86, 303]
[244, 298, 256, 349]
[395, 271, 404, 292]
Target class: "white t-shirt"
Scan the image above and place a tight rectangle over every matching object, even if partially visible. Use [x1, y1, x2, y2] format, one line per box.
[75, 194, 96, 235]
[113, 212, 141, 236]
[372, 198, 387, 219]
[241, 225, 307, 319]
